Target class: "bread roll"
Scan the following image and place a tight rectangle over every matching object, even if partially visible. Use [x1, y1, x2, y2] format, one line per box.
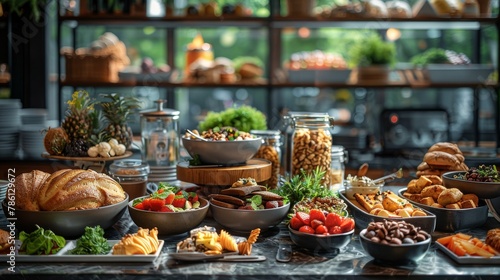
[461, 193, 479, 206]
[485, 229, 500, 252]
[424, 151, 460, 168]
[437, 188, 463, 206]
[14, 170, 50, 211]
[0, 229, 10, 254]
[37, 169, 125, 211]
[427, 142, 462, 155]
[420, 185, 446, 200]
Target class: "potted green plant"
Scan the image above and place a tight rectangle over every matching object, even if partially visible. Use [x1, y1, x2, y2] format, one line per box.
[0, 0, 49, 22]
[349, 34, 396, 82]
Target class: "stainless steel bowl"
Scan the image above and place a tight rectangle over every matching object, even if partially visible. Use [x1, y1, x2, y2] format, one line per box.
[182, 136, 262, 166]
[288, 225, 354, 253]
[128, 196, 209, 236]
[210, 202, 290, 232]
[339, 190, 436, 234]
[397, 188, 488, 232]
[2, 194, 128, 237]
[442, 171, 500, 199]
[359, 228, 431, 265]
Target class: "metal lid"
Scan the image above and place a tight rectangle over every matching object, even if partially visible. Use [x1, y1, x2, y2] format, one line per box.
[109, 159, 150, 177]
[140, 100, 180, 118]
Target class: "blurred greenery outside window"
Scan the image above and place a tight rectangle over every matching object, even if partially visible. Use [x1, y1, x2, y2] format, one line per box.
[49, 0, 498, 141]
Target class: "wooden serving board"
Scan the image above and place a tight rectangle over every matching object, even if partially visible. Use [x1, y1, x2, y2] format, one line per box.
[176, 158, 272, 186]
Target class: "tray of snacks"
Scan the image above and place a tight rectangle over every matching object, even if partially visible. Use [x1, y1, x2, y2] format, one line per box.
[0, 226, 163, 262]
[399, 174, 489, 232]
[339, 189, 436, 234]
[435, 231, 500, 264]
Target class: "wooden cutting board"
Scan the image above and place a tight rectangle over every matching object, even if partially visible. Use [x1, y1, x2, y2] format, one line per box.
[176, 158, 272, 186]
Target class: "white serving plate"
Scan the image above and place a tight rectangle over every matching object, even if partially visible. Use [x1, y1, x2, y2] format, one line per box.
[435, 241, 500, 265]
[0, 240, 164, 262]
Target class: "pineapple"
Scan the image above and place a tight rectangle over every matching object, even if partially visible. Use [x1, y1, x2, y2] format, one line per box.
[61, 90, 95, 142]
[100, 93, 139, 148]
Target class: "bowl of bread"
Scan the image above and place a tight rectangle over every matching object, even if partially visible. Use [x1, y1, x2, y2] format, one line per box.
[208, 182, 289, 232]
[182, 127, 262, 166]
[3, 169, 129, 237]
[401, 174, 489, 232]
[359, 220, 432, 265]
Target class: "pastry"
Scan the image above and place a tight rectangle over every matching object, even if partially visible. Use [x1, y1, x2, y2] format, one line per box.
[485, 229, 500, 252]
[112, 227, 159, 255]
[0, 229, 10, 254]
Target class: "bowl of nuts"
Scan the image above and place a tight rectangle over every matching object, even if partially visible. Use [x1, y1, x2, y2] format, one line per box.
[182, 127, 262, 166]
[359, 220, 432, 265]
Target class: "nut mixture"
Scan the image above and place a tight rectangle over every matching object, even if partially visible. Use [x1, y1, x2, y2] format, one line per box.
[253, 145, 280, 189]
[291, 128, 332, 185]
[363, 220, 430, 245]
[185, 128, 254, 141]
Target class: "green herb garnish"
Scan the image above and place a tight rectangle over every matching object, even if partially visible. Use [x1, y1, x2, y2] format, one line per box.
[19, 225, 66, 255]
[69, 226, 111, 255]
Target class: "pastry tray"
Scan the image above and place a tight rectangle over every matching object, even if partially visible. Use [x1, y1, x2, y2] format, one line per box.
[0, 240, 164, 262]
[435, 242, 500, 264]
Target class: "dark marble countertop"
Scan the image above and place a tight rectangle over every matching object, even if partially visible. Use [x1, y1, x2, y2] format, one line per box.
[1, 187, 500, 280]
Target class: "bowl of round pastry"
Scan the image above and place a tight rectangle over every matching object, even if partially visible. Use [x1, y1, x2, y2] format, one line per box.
[3, 169, 129, 237]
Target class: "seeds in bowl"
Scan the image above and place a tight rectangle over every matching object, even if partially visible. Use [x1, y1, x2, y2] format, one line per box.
[184, 127, 255, 141]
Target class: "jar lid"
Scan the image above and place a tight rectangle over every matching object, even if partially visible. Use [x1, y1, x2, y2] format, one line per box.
[109, 159, 150, 177]
[140, 100, 180, 118]
[250, 130, 281, 139]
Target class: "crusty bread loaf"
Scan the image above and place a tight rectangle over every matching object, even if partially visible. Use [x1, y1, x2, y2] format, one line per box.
[37, 169, 125, 211]
[14, 170, 50, 211]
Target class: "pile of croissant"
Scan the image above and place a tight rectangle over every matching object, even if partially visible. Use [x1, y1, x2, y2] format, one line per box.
[112, 227, 160, 255]
[417, 142, 468, 177]
[14, 169, 126, 211]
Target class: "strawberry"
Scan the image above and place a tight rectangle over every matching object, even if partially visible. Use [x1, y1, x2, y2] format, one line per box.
[340, 217, 355, 232]
[329, 226, 342, 234]
[189, 192, 199, 203]
[277, 200, 284, 207]
[298, 225, 315, 234]
[315, 225, 328, 234]
[325, 212, 343, 228]
[310, 219, 324, 229]
[164, 193, 175, 205]
[172, 197, 186, 208]
[295, 212, 310, 226]
[149, 198, 165, 211]
[134, 202, 145, 210]
[265, 201, 279, 209]
[141, 198, 152, 210]
[289, 216, 304, 230]
[159, 205, 173, 212]
[309, 209, 326, 223]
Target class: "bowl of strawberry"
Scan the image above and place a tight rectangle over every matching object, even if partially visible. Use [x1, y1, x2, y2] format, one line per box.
[288, 209, 355, 253]
[128, 183, 209, 236]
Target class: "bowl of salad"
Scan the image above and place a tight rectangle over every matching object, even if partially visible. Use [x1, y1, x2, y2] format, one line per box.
[182, 127, 262, 166]
[128, 184, 209, 236]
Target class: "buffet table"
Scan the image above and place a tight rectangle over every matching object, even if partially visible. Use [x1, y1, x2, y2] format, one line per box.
[1, 186, 500, 280]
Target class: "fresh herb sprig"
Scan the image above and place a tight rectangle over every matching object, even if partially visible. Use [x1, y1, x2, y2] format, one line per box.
[273, 167, 337, 210]
[69, 226, 111, 255]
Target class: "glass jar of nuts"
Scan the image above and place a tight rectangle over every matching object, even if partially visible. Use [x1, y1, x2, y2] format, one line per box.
[290, 114, 334, 186]
[330, 145, 347, 191]
[250, 130, 282, 189]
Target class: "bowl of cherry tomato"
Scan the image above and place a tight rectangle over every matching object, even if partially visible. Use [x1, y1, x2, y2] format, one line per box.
[288, 209, 355, 253]
[128, 184, 209, 236]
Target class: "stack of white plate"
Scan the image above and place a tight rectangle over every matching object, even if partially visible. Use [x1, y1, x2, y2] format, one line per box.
[0, 180, 8, 202]
[0, 99, 21, 159]
[21, 108, 48, 125]
[148, 165, 179, 185]
[21, 124, 47, 159]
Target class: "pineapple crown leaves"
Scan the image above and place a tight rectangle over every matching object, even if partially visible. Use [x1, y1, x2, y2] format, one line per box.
[66, 90, 95, 115]
[99, 93, 140, 124]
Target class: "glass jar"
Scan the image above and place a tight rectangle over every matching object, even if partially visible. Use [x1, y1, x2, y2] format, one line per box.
[330, 145, 348, 191]
[109, 159, 150, 200]
[290, 114, 334, 186]
[139, 100, 180, 167]
[250, 130, 282, 189]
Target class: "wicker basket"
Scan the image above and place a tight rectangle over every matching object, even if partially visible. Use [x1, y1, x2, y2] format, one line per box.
[62, 41, 129, 83]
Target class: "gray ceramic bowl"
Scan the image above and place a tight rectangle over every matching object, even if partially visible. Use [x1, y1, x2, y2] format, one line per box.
[210, 202, 290, 232]
[359, 228, 431, 264]
[128, 196, 209, 236]
[442, 171, 500, 199]
[2, 194, 128, 237]
[288, 225, 354, 253]
[398, 188, 489, 232]
[182, 136, 262, 166]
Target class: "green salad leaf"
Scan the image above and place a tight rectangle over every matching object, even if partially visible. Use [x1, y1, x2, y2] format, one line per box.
[69, 226, 111, 255]
[19, 225, 66, 255]
[198, 105, 267, 133]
